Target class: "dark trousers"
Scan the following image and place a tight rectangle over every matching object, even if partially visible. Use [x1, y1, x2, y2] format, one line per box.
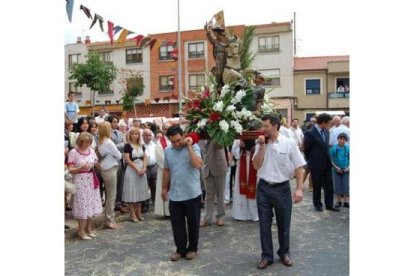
[146, 164, 158, 204]
[310, 168, 334, 208]
[115, 161, 125, 205]
[229, 164, 236, 200]
[257, 179, 292, 262]
[169, 195, 202, 256]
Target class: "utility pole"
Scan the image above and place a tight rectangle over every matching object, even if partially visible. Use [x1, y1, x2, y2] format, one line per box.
[177, 0, 183, 123]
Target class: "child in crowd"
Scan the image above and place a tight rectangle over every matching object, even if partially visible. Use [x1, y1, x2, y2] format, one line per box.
[330, 133, 350, 208]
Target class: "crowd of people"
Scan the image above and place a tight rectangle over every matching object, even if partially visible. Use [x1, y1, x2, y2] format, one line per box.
[64, 91, 350, 270]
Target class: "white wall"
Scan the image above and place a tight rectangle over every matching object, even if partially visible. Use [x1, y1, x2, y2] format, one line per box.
[250, 30, 294, 98]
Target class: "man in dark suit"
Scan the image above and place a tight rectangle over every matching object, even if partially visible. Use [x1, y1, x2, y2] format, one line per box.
[304, 113, 339, 212]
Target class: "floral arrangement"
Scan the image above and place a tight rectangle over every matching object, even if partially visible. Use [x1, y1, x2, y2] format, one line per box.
[184, 77, 260, 147]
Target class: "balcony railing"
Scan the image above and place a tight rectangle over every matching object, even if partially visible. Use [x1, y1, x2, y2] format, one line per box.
[329, 92, 350, 99]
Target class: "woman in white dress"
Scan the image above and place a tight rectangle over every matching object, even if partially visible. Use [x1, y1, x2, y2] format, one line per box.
[122, 128, 150, 222]
[231, 139, 259, 221]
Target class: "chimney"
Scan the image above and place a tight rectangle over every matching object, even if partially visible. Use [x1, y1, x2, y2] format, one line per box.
[85, 35, 91, 44]
[76, 37, 82, 44]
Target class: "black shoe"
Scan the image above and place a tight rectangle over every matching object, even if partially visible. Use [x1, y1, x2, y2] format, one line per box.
[65, 207, 72, 211]
[334, 202, 342, 208]
[65, 225, 70, 230]
[315, 206, 323, 212]
[343, 202, 349, 208]
[326, 206, 340, 212]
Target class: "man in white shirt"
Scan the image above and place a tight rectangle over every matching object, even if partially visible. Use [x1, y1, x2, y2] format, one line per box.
[330, 116, 341, 132]
[253, 114, 306, 270]
[290, 118, 304, 151]
[329, 116, 350, 146]
[95, 107, 108, 124]
[143, 129, 158, 210]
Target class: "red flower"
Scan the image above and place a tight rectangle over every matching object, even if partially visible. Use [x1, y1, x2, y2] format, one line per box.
[191, 99, 201, 109]
[209, 112, 221, 122]
[202, 86, 210, 98]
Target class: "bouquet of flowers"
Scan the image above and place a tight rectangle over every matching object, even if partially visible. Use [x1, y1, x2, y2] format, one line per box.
[184, 77, 259, 147]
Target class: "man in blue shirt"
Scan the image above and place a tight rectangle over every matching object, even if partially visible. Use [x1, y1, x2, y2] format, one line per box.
[162, 126, 203, 261]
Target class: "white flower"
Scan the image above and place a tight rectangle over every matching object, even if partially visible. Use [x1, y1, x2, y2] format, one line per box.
[235, 107, 253, 120]
[231, 89, 246, 104]
[231, 120, 243, 134]
[225, 105, 236, 112]
[220, 84, 231, 98]
[213, 101, 224, 112]
[197, 118, 208, 129]
[219, 120, 230, 133]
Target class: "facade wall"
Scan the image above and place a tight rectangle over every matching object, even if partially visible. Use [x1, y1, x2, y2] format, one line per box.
[294, 71, 327, 108]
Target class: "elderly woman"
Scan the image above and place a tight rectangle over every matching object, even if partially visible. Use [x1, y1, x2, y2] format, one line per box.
[67, 132, 102, 240]
[98, 121, 123, 229]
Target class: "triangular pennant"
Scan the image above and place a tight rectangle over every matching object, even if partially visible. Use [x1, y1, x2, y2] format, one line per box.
[66, 0, 74, 22]
[80, 4, 92, 19]
[127, 30, 135, 35]
[117, 29, 129, 47]
[90, 13, 104, 32]
[214, 10, 225, 28]
[130, 34, 144, 46]
[107, 21, 114, 45]
[149, 38, 158, 50]
[114, 26, 122, 35]
[139, 36, 151, 48]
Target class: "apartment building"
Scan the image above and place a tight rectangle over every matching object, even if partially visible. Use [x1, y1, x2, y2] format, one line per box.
[64, 21, 294, 119]
[293, 56, 350, 122]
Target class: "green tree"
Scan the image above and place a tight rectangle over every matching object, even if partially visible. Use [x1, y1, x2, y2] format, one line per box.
[117, 68, 145, 117]
[69, 51, 117, 115]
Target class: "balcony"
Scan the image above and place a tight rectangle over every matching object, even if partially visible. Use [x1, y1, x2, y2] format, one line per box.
[328, 92, 349, 109]
[328, 92, 350, 99]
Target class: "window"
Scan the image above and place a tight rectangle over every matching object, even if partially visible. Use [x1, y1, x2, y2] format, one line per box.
[159, 75, 174, 91]
[258, 35, 280, 52]
[126, 48, 142, 64]
[336, 77, 350, 93]
[188, 42, 204, 59]
[69, 82, 82, 97]
[189, 74, 205, 90]
[306, 79, 321, 95]
[159, 43, 177, 60]
[99, 51, 112, 64]
[262, 69, 280, 87]
[68, 54, 81, 69]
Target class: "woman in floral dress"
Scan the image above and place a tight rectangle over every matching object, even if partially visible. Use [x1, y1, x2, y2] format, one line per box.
[67, 132, 102, 240]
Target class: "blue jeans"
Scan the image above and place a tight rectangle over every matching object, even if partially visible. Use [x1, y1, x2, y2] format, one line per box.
[256, 179, 292, 262]
[333, 171, 349, 196]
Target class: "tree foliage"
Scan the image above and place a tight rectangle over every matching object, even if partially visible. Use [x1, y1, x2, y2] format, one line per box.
[117, 68, 145, 112]
[69, 51, 117, 113]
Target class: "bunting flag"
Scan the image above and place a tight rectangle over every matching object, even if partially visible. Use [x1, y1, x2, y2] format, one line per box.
[117, 29, 129, 46]
[213, 10, 225, 28]
[90, 13, 104, 32]
[130, 34, 144, 46]
[80, 4, 92, 19]
[107, 21, 114, 45]
[114, 25, 122, 35]
[66, 0, 74, 22]
[149, 38, 158, 50]
[166, 40, 175, 46]
[139, 36, 151, 48]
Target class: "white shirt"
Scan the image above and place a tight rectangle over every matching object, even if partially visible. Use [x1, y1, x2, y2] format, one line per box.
[279, 126, 293, 140]
[98, 138, 122, 171]
[290, 127, 304, 148]
[329, 124, 350, 146]
[155, 136, 171, 169]
[95, 115, 107, 124]
[143, 140, 157, 166]
[253, 134, 306, 183]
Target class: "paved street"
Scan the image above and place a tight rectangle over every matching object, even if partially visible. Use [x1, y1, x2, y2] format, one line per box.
[65, 181, 349, 276]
